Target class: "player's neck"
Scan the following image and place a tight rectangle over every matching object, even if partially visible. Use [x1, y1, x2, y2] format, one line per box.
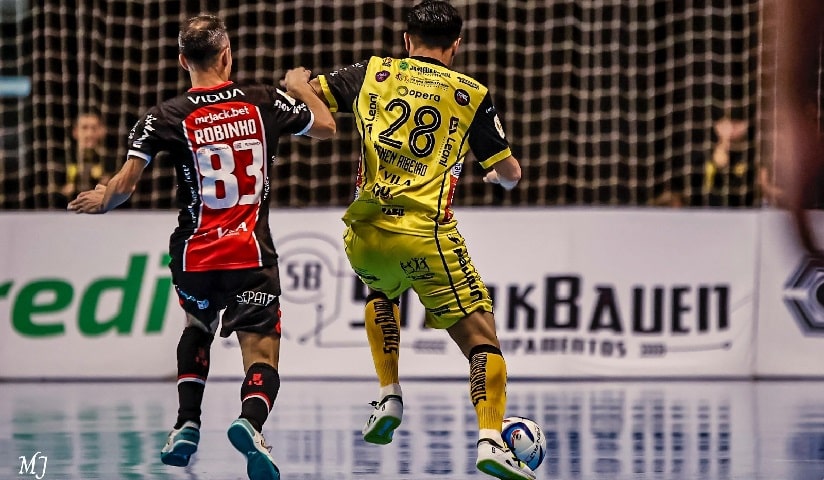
[407, 47, 452, 67]
[188, 70, 231, 89]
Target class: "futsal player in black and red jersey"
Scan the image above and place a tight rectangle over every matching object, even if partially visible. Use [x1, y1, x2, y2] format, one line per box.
[68, 14, 335, 480]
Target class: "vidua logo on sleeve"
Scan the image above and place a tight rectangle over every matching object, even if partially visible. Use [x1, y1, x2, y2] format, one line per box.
[18, 451, 47, 479]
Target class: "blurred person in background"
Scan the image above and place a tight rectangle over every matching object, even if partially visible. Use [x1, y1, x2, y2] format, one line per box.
[67, 14, 335, 480]
[704, 116, 749, 206]
[57, 112, 114, 207]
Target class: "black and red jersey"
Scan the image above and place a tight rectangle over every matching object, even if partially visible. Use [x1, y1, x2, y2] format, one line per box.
[126, 81, 314, 271]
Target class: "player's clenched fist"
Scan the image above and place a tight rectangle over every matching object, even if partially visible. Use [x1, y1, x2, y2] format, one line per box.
[284, 67, 312, 91]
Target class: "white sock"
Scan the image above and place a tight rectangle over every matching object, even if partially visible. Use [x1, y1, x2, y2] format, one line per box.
[379, 383, 402, 399]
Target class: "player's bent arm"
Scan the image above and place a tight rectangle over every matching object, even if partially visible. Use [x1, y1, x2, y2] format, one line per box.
[308, 78, 327, 105]
[101, 156, 147, 211]
[483, 156, 521, 190]
[283, 67, 336, 139]
[292, 85, 336, 139]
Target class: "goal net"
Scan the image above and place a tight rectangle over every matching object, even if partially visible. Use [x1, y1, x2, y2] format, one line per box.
[0, 0, 764, 209]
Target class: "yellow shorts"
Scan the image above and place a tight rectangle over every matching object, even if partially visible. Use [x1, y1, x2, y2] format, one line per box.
[343, 222, 493, 329]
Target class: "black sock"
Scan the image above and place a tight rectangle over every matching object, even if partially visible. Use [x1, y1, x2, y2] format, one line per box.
[240, 362, 280, 432]
[175, 326, 214, 428]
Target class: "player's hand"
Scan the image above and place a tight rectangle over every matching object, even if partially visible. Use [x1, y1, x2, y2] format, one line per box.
[483, 170, 501, 185]
[67, 184, 106, 214]
[483, 170, 519, 190]
[284, 67, 312, 93]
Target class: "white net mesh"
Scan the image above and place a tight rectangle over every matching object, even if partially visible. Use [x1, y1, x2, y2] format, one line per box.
[1, 0, 766, 209]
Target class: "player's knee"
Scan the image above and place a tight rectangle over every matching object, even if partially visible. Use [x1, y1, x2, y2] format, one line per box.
[185, 312, 218, 334]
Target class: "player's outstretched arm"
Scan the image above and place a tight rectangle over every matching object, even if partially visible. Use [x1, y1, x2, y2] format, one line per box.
[68, 156, 146, 214]
[482, 156, 522, 191]
[284, 67, 336, 139]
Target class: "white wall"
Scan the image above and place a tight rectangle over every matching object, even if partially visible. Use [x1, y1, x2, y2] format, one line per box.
[0, 208, 820, 379]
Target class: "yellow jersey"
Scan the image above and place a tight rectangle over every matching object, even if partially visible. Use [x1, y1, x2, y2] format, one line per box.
[318, 56, 512, 235]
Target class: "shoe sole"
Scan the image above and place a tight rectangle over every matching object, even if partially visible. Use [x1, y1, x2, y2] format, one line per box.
[363, 415, 401, 445]
[160, 440, 197, 467]
[476, 459, 535, 480]
[227, 422, 280, 480]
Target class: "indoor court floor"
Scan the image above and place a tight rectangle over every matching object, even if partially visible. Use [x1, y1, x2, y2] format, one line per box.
[2, 379, 823, 480]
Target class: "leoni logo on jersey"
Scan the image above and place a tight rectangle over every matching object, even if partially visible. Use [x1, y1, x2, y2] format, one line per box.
[187, 88, 246, 104]
[365, 93, 380, 122]
[397, 86, 440, 102]
[195, 106, 251, 125]
[237, 291, 277, 306]
[439, 136, 457, 167]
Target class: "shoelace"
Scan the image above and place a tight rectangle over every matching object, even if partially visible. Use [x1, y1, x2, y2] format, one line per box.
[257, 435, 273, 453]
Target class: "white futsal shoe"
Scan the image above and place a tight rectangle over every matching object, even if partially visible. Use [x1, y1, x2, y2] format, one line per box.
[362, 394, 403, 445]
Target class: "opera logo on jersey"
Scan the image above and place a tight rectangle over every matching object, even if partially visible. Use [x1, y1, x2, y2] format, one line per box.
[783, 256, 824, 336]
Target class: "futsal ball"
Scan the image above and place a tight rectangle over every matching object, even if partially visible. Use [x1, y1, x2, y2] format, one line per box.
[501, 416, 546, 470]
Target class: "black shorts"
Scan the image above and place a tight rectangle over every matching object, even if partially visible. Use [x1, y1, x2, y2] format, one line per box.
[170, 264, 282, 338]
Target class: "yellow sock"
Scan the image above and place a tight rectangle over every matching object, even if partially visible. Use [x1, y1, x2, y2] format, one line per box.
[469, 345, 507, 431]
[364, 296, 400, 387]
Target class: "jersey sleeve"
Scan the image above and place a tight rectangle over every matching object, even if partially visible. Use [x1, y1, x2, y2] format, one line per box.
[268, 85, 315, 136]
[467, 92, 513, 169]
[126, 107, 165, 164]
[317, 60, 368, 113]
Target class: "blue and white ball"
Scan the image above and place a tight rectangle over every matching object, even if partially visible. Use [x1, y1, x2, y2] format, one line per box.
[501, 416, 547, 470]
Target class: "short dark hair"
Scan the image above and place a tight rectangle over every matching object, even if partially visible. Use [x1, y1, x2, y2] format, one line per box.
[178, 14, 228, 70]
[406, 1, 462, 49]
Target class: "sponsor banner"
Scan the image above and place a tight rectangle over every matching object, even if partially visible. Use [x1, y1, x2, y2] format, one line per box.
[1, 210, 756, 379]
[0, 213, 181, 378]
[756, 210, 824, 377]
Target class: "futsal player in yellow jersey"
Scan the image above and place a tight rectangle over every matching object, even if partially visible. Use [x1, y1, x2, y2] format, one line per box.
[300, 2, 532, 479]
